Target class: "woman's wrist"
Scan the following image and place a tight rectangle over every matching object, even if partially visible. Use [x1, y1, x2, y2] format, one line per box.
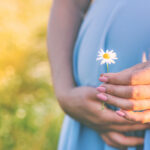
[55, 86, 75, 114]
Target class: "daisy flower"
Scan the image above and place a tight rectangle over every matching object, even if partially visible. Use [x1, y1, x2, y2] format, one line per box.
[96, 49, 118, 65]
[96, 49, 118, 110]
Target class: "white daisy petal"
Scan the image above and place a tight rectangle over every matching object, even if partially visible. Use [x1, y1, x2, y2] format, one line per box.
[108, 60, 112, 64]
[106, 49, 109, 53]
[101, 59, 106, 64]
[111, 59, 115, 64]
[100, 49, 104, 53]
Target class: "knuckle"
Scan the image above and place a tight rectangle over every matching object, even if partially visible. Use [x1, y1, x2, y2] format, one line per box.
[131, 86, 135, 98]
[129, 86, 134, 98]
[130, 86, 139, 99]
[107, 84, 115, 94]
[130, 71, 138, 85]
[81, 95, 88, 106]
[107, 95, 116, 105]
[94, 113, 104, 126]
[127, 100, 134, 110]
[111, 73, 118, 81]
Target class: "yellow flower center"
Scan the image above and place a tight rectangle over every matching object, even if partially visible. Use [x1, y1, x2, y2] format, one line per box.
[103, 53, 110, 59]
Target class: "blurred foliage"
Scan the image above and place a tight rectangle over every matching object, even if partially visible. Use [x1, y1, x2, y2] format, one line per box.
[0, 0, 64, 150]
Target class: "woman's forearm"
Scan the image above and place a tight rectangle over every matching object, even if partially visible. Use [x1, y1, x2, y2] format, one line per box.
[47, 0, 91, 98]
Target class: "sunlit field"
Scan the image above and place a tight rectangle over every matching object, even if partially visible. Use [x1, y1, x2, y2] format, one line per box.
[0, 0, 64, 150]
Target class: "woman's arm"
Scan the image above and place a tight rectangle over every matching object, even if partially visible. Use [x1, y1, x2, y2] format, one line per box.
[47, 0, 91, 102]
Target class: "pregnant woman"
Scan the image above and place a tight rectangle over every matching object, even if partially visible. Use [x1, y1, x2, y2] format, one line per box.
[47, 0, 150, 149]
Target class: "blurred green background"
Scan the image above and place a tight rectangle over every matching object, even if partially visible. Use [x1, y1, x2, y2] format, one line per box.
[0, 0, 64, 150]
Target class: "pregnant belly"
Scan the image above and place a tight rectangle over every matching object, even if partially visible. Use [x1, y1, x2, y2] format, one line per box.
[73, 0, 150, 87]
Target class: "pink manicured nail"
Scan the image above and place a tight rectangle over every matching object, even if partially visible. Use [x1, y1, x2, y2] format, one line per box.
[116, 111, 125, 117]
[99, 76, 108, 82]
[97, 93, 107, 101]
[96, 86, 106, 92]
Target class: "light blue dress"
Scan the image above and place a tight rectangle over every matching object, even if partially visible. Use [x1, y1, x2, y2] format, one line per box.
[58, 0, 150, 149]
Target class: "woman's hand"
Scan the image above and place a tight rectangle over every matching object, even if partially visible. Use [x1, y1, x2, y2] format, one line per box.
[58, 86, 149, 148]
[101, 131, 144, 149]
[97, 61, 150, 123]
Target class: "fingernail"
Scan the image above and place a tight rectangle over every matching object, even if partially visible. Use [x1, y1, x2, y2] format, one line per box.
[99, 76, 108, 82]
[96, 86, 106, 92]
[97, 93, 107, 101]
[116, 111, 125, 117]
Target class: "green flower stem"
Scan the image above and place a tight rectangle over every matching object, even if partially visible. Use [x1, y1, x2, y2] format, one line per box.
[106, 63, 109, 73]
[101, 63, 109, 110]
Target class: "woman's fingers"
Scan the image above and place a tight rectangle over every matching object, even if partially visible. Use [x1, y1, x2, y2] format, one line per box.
[99, 62, 150, 85]
[109, 123, 150, 132]
[101, 131, 144, 148]
[101, 132, 121, 148]
[97, 93, 133, 110]
[116, 110, 150, 123]
[99, 108, 135, 125]
[97, 84, 150, 99]
[99, 71, 133, 85]
[109, 131, 144, 147]
[97, 93, 150, 111]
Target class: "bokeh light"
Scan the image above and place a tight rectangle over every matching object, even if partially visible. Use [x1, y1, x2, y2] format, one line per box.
[0, 0, 63, 150]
